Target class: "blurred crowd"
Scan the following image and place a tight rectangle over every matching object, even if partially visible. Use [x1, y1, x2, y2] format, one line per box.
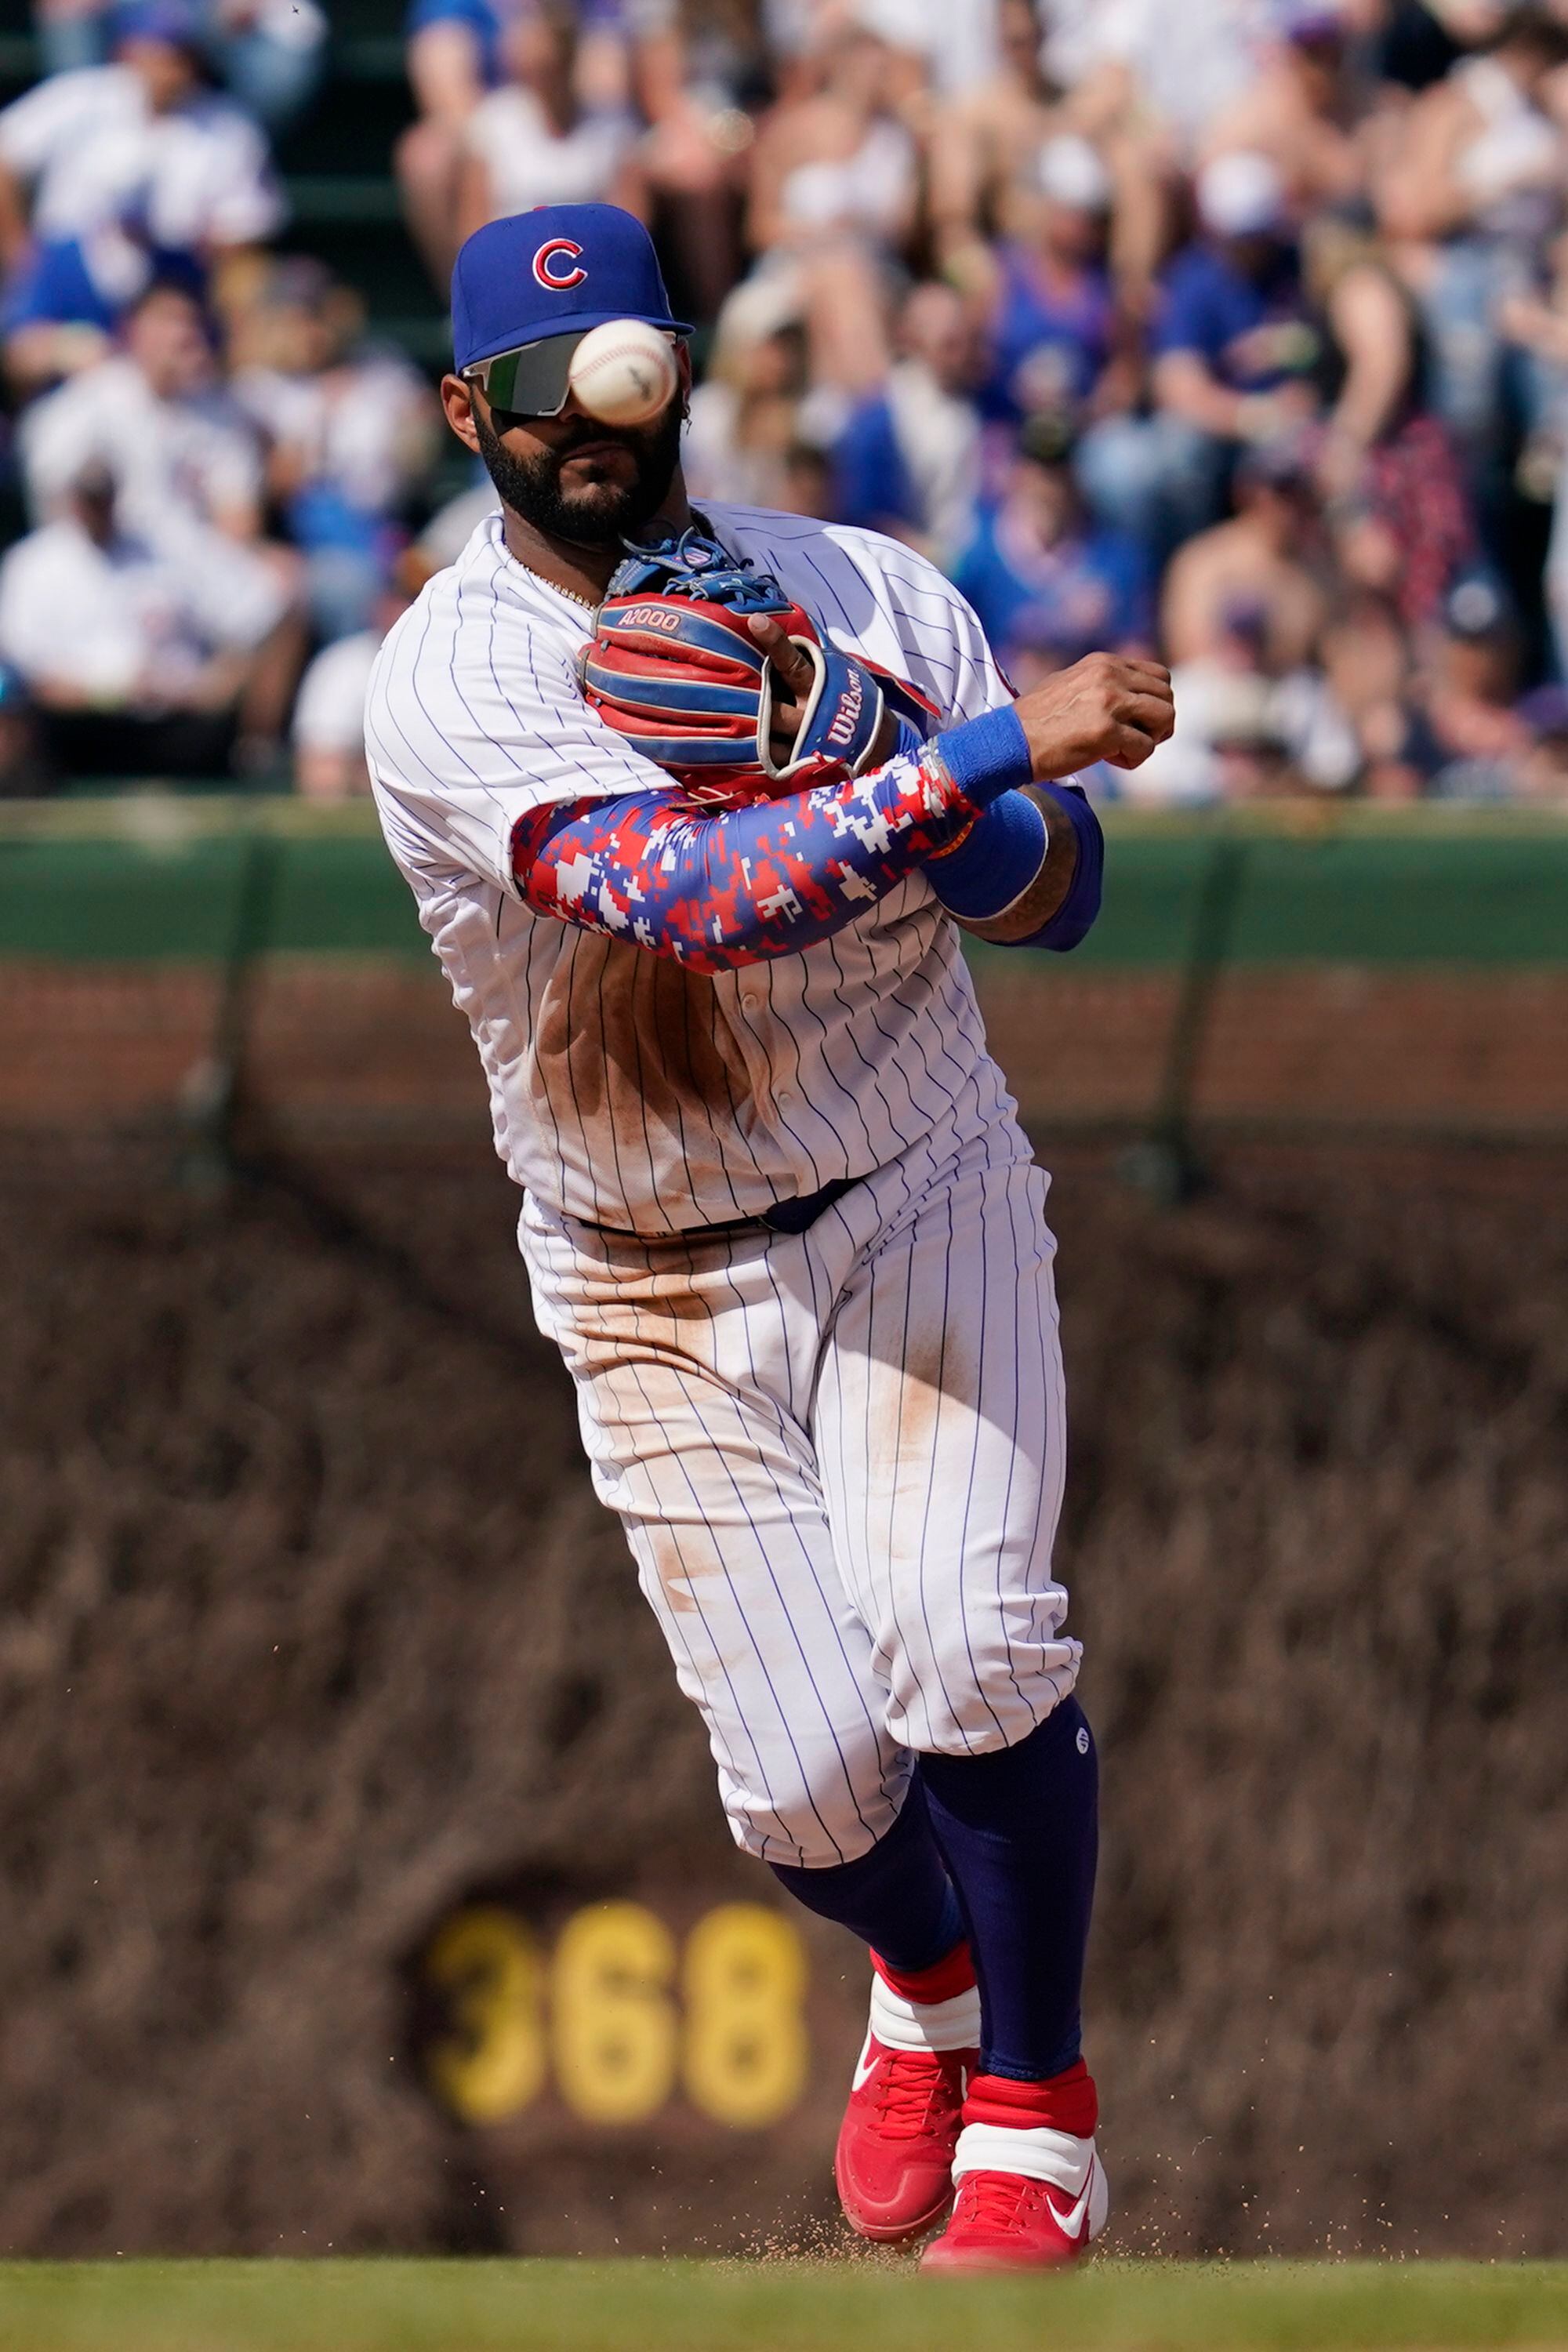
[2, 0, 1568, 802]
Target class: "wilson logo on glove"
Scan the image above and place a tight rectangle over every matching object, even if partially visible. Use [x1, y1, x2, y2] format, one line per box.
[825, 670, 866, 751]
[579, 524, 891, 806]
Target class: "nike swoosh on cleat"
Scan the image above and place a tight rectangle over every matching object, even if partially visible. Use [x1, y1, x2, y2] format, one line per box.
[851, 2040, 878, 2093]
[1044, 2158, 1098, 2241]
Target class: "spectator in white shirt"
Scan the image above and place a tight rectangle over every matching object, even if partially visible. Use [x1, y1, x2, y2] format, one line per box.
[33, 0, 327, 132]
[1125, 596, 1359, 804]
[1040, 0, 1271, 156]
[21, 278, 268, 545]
[684, 305, 812, 513]
[854, 0, 1002, 96]
[0, 457, 293, 778]
[0, 1, 284, 390]
[745, 23, 920, 398]
[455, 3, 643, 251]
[232, 258, 437, 639]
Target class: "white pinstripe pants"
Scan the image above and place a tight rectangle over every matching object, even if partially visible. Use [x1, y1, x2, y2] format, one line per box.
[520, 1118, 1080, 1868]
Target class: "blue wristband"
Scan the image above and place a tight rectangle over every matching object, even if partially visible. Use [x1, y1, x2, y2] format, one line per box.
[924, 782, 1105, 950]
[931, 704, 1033, 808]
[922, 787, 1048, 919]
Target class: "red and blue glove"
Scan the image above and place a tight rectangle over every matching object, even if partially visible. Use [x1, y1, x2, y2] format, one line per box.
[579, 526, 909, 802]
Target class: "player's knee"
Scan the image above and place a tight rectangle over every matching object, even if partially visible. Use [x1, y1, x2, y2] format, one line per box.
[723, 1753, 901, 1871]
[909, 1625, 1082, 1759]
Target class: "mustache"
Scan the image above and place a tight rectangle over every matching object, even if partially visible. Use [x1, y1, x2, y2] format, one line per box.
[543, 397, 685, 461]
[547, 423, 652, 459]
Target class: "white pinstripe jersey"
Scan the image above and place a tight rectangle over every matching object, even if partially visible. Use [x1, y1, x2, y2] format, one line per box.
[365, 501, 1022, 1237]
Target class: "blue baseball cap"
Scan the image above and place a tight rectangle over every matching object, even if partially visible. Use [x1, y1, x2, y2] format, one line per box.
[452, 205, 692, 376]
[114, 0, 204, 50]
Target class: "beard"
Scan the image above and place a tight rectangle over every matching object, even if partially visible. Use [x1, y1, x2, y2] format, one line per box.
[473, 394, 686, 550]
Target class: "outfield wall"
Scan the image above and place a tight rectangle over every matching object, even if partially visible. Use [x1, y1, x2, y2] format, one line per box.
[2, 800, 1567, 1146]
[0, 803, 1565, 2260]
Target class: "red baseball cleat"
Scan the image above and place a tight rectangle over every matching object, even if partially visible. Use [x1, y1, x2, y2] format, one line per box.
[833, 1944, 980, 2245]
[835, 2036, 975, 2242]
[919, 2151, 1108, 2271]
[920, 2062, 1109, 2274]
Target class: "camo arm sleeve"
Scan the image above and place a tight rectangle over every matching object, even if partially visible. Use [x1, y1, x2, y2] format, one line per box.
[510, 710, 1032, 974]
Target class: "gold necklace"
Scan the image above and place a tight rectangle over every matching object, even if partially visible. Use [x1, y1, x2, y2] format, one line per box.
[542, 574, 601, 613]
[513, 555, 600, 613]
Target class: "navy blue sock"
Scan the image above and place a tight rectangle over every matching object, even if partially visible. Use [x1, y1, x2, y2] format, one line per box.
[768, 1779, 965, 1972]
[916, 1697, 1098, 2082]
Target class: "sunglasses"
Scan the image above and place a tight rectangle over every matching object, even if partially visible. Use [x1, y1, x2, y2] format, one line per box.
[463, 327, 681, 419]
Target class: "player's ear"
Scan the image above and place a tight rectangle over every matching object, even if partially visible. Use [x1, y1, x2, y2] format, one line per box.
[441, 372, 483, 456]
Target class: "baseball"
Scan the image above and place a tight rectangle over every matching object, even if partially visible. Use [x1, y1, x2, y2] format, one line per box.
[568, 318, 680, 427]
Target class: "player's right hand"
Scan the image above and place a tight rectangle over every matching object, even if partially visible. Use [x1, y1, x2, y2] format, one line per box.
[1014, 654, 1175, 776]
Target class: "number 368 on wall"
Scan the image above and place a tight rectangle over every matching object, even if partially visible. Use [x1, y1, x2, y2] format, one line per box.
[419, 1900, 809, 2132]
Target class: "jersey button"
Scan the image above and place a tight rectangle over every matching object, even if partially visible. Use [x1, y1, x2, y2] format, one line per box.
[740, 989, 764, 1015]
[776, 1086, 797, 1107]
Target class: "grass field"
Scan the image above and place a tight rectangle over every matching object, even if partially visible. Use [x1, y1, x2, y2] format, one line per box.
[1, 2259, 1565, 2352]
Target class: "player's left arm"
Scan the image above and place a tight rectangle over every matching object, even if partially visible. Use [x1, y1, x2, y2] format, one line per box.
[513, 648, 1166, 974]
[759, 583, 1105, 955]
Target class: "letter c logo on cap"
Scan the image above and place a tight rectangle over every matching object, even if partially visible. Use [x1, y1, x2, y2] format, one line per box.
[532, 238, 586, 291]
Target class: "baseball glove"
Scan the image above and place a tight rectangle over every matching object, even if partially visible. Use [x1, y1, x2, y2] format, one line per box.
[579, 525, 897, 804]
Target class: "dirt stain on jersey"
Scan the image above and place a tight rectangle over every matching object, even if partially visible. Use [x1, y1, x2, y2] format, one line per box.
[640, 1522, 718, 1616]
[564, 1228, 747, 1381]
[865, 1310, 979, 1518]
[535, 935, 751, 1157]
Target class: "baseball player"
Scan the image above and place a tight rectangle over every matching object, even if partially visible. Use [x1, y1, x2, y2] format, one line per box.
[366, 204, 1174, 2270]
